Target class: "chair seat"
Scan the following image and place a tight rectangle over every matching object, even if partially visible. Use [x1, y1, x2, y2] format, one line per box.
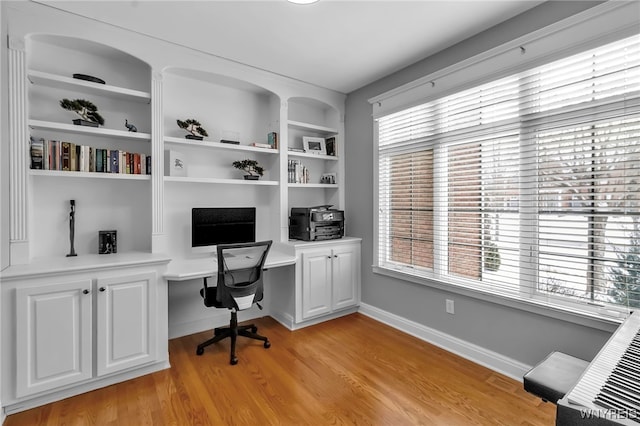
[523, 351, 589, 403]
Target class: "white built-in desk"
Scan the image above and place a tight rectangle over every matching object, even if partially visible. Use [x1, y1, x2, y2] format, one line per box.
[163, 243, 298, 281]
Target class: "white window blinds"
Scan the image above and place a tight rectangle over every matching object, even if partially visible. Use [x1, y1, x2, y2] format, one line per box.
[376, 34, 640, 315]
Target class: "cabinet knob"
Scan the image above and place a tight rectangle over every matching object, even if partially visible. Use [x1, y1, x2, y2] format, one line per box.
[334, 255, 338, 258]
[327, 256, 332, 259]
[83, 289, 89, 295]
[99, 287, 106, 292]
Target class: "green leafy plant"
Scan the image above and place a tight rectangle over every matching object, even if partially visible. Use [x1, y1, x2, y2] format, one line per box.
[177, 119, 208, 139]
[232, 159, 264, 177]
[59, 98, 104, 125]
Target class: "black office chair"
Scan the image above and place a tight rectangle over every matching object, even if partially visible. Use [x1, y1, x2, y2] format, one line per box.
[196, 240, 272, 365]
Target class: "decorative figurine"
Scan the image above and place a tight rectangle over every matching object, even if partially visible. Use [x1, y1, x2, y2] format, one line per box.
[59, 98, 104, 127]
[125, 119, 137, 132]
[67, 199, 77, 257]
[177, 118, 208, 140]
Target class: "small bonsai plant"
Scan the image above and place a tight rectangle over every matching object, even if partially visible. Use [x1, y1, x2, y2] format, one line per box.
[233, 159, 264, 180]
[177, 119, 208, 140]
[60, 98, 105, 127]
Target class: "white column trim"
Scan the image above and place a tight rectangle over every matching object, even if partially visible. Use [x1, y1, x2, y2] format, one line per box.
[8, 35, 29, 264]
[151, 71, 165, 253]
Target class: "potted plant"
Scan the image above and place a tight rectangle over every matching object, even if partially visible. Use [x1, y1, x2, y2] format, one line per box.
[232, 159, 264, 180]
[59, 99, 105, 127]
[177, 119, 208, 140]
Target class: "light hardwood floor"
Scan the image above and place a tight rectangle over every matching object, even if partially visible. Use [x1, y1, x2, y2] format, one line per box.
[5, 313, 555, 425]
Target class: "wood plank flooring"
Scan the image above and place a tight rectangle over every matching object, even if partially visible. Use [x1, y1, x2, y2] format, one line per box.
[5, 313, 555, 425]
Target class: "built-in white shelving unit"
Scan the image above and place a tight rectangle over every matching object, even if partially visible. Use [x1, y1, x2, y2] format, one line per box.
[2, 2, 351, 414]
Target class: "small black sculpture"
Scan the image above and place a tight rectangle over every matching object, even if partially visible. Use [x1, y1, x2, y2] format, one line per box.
[67, 199, 77, 257]
[125, 119, 137, 132]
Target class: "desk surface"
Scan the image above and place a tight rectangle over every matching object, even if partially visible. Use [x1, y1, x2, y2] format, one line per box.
[164, 244, 297, 281]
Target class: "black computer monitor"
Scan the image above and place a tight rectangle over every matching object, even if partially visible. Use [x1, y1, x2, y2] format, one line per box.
[191, 207, 256, 252]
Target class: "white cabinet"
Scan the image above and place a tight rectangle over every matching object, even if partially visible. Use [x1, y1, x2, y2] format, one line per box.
[96, 272, 157, 376]
[1, 254, 169, 413]
[301, 248, 333, 319]
[297, 238, 361, 322]
[15, 280, 93, 397]
[14, 271, 158, 398]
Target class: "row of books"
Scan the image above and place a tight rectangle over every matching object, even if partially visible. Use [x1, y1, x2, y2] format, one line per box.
[30, 137, 151, 175]
[288, 159, 310, 184]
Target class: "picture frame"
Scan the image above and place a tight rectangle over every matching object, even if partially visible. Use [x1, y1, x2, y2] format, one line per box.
[302, 136, 326, 155]
[320, 172, 337, 185]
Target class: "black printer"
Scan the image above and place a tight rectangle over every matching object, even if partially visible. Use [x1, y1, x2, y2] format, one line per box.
[289, 205, 344, 241]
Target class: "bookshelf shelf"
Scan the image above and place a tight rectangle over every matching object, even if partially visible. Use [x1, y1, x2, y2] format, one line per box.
[27, 69, 151, 103]
[288, 120, 338, 135]
[29, 169, 150, 180]
[164, 136, 278, 154]
[164, 176, 278, 186]
[29, 120, 151, 142]
[288, 183, 339, 189]
[287, 151, 338, 161]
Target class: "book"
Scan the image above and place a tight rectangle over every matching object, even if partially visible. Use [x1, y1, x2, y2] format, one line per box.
[325, 137, 336, 156]
[61, 142, 71, 171]
[251, 142, 272, 149]
[96, 149, 104, 172]
[30, 137, 44, 170]
[110, 150, 119, 173]
[268, 132, 278, 149]
[146, 155, 152, 175]
[70, 143, 77, 171]
[134, 153, 141, 174]
[89, 147, 95, 172]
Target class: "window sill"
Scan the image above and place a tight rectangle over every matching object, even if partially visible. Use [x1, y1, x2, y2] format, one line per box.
[372, 265, 622, 333]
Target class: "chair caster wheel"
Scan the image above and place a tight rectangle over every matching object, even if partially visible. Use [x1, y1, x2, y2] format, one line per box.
[196, 347, 204, 356]
[264, 340, 271, 349]
[251, 326, 258, 333]
[230, 357, 238, 365]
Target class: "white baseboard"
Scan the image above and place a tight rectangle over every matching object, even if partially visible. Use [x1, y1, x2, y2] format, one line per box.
[358, 303, 532, 381]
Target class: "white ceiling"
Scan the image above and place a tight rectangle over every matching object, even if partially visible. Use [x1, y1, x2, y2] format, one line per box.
[38, 0, 545, 94]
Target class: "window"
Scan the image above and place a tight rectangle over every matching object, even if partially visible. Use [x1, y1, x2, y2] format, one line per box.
[375, 34, 640, 316]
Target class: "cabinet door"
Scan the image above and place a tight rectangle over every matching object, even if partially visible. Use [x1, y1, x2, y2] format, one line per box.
[331, 244, 360, 311]
[301, 248, 332, 320]
[96, 272, 157, 376]
[16, 280, 93, 397]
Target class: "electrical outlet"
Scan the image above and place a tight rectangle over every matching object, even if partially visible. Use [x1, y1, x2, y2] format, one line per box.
[446, 299, 455, 314]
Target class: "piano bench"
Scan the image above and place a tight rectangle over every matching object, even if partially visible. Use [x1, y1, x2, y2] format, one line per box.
[523, 351, 589, 404]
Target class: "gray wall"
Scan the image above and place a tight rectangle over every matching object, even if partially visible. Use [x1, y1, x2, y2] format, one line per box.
[344, 1, 614, 367]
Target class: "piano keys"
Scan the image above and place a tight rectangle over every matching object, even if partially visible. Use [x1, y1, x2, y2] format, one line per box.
[557, 311, 640, 425]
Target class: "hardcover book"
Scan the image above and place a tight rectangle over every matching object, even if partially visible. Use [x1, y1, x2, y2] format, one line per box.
[61, 142, 71, 171]
[110, 150, 119, 173]
[325, 137, 336, 156]
[30, 137, 44, 170]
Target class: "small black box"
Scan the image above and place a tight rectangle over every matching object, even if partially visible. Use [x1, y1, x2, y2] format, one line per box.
[98, 230, 117, 254]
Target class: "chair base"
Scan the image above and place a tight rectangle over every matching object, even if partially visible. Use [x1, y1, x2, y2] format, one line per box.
[196, 311, 270, 365]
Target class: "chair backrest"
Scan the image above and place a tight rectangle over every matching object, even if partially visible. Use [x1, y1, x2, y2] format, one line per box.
[215, 240, 272, 310]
